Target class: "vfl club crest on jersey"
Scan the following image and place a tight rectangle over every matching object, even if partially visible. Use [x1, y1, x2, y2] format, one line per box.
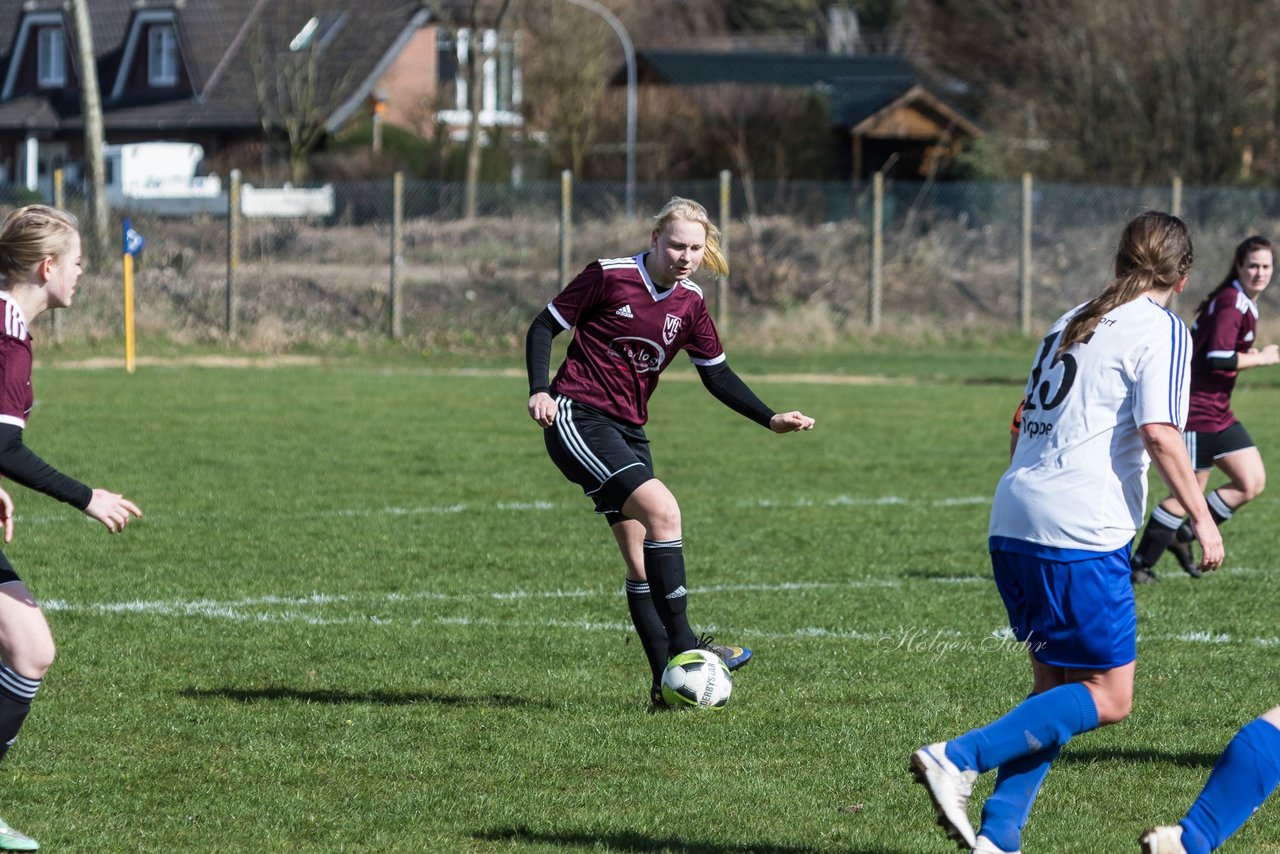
[610, 337, 666, 374]
[662, 313, 682, 346]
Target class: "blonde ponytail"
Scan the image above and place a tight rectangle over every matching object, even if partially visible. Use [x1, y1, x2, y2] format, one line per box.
[1058, 211, 1192, 357]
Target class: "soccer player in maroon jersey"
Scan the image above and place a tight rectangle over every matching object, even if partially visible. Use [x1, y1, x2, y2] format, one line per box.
[1131, 236, 1280, 584]
[0, 206, 142, 849]
[525, 196, 814, 706]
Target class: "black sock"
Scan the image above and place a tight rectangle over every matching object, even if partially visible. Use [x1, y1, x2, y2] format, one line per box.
[642, 538, 698, 656]
[1207, 489, 1235, 526]
[0, 664, 40, 763]
[1176, 520, 1197, 543]
[1132, 505, 1183, 568]
[625, 579, 668, 686]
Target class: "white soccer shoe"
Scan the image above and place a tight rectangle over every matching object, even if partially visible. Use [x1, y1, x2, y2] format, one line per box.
[0, 815, 37, 851]
[1139, 825, 1187, 853]
[973, 834, 1020, 854]
[910, 741, 978, 849]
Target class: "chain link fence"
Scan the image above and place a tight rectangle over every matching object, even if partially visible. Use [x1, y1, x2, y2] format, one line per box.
[3, 174, 1278, 349]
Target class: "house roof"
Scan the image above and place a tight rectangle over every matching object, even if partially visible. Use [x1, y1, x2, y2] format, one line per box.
[630, 50, 917, 90]
[624, 49, 979, 136]
[0, 0, 430, 137]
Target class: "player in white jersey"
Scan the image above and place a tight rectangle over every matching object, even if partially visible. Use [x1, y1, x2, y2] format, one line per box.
[910, 211, 1223, 854]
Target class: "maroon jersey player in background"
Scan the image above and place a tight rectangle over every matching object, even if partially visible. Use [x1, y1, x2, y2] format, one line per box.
[0, 206, 142, 849]
[1131, 236, 1280, 584]
[525, 196, 814, 706]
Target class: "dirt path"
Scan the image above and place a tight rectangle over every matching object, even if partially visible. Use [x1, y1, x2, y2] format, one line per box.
[39, 356, 906, 385]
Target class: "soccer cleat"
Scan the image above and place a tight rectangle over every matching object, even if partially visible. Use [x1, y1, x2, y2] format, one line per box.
[972, 834, 1020, 854]
[0, 816, 37, 851]
[1139, 825, 1186, 853]
[1166, 539, 1201, 578]
[649, 683, 668, 709]
[909, 742, 978, 849]
[695, 634, 752, 671]
[1130, 558, 1160, 585]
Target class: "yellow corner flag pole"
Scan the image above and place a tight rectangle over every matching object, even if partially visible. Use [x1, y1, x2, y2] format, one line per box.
[122, 219, 143, 374]
[123, 253, 135, 373]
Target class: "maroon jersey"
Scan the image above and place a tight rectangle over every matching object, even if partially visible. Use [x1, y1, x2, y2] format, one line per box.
[1187, 281, 1257, 432]
[0, 295, 33, 429]
[547, 253, 725, 426]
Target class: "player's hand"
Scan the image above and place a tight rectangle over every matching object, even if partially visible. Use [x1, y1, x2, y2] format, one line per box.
[0, 487, 14, 544]
[84, 488, 142, 533]
[770, 411, 815, 433]
[528, 392, 557, 428]
[1258, 344, 1280, 366]
[1196, 523, 1224, 572]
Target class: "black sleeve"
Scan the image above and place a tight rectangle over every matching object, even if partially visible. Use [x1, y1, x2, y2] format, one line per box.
[696, 361, 776, 428]
[1206, 352, 1239, 371]
[525, 308, 565, 396]
[0, 424, 92, 509]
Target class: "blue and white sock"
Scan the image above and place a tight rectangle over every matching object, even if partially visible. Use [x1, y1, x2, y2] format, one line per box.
[1179, 717, 1280, 854]
[977, 693, 1062, 853]
[944, 682, 1099, 773]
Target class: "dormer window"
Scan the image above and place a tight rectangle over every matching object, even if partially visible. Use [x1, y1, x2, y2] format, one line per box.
[36, 27, 65, 88]
[148, 25, 178, 86]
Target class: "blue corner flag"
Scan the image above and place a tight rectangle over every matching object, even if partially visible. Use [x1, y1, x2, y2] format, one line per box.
[123, 219, 145, 256]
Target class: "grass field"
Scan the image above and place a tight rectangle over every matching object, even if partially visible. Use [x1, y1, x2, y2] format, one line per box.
[6, 344, 1280, 851]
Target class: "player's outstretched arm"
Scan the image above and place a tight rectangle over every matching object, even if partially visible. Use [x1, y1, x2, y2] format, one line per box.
[83, 488, 142, 534]
[1239, 344, 1280, 369]
[769, 411, 815, 433]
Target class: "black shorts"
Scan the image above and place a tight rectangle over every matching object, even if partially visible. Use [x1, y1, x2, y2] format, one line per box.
[544, 396, 654, 522]
[1185, 421, 1255, 471]
[0, 551, 19, 586]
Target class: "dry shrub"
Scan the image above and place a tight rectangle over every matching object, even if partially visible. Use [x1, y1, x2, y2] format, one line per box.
[43, 200, 1280, 352]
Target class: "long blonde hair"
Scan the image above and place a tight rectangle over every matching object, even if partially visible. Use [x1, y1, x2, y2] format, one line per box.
[1057, 210, 1193, 357]
[651, 196, 728, 277]
[0, 205, 79, 283]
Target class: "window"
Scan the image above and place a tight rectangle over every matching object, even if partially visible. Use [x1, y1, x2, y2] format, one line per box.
[148, 25, 177, 86]
[450, 29, 520, 115]
[436, 29, 457, 87]
[37, 27, 65, 88]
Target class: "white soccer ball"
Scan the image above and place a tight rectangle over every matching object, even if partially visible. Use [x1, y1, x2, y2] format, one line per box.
[660, 648, 732, 710]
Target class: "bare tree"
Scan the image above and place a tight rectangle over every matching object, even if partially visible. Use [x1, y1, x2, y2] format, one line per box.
[908, 0, 1276, 184]
[519, 0, 612, 177]
[248, 3, 373, 183]
[71, 0, 108, 261]
[682, 84, 832, 217]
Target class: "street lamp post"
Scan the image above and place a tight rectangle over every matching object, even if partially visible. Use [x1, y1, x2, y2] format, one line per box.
[562, 0, 636, 219]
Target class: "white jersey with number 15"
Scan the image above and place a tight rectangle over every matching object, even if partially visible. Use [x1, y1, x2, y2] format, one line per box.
[990, 295, 1191, 552]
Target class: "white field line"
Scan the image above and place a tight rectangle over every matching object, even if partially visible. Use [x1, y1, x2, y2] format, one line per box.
[22, 494, 1280, 526]
[0, 494, 994, 527]
[39, 577, 1280, 647]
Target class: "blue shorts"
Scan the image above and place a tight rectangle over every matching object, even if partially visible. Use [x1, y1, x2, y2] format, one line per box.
[990, 538, 1136, 670]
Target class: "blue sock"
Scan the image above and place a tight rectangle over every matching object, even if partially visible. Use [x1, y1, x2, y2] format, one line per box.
[978, 736, 1061, 851]
[944, 682, 1099, 774]
[1179, 718, 1280, 854]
